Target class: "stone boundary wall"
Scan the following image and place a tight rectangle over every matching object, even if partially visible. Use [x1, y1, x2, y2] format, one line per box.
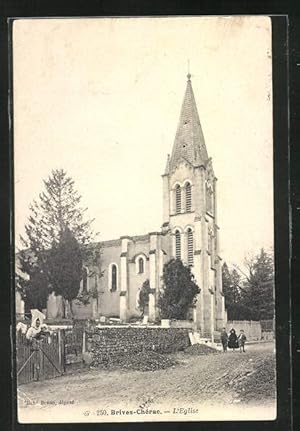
[261, 331, 274, 340]
[260, 319, 275, 332]
[226, 320, 262, 341]
[85, 327, 190, 364]
[170, 320, 196, 329]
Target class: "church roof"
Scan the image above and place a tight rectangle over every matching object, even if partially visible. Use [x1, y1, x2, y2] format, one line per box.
[168, 74, 208, 173]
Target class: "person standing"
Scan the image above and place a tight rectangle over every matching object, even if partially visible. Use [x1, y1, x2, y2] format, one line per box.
[228, 328, 238, 352]
[238, 329, 247, 352]
[25, 318, 42, 341]
[220, 327, 228, 352]
[25, 318, 42, 381]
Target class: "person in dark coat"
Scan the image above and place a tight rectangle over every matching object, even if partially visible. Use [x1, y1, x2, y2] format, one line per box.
[228, 328, 238, 351]
[220, 328, 228, 352]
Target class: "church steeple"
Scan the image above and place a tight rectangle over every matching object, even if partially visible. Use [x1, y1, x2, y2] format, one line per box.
[168, 74, 208, 172]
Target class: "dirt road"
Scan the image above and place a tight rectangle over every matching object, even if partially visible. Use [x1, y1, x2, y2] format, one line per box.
[18, 342, 276, 423]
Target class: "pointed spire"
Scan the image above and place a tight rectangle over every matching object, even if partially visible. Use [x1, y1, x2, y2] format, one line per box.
[187, 59, 191, 81]
[169, 75, 208, 172]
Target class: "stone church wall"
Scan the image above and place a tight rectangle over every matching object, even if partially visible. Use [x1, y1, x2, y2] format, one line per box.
[98, 241, 122, 317]
[127, 237, 150, 318]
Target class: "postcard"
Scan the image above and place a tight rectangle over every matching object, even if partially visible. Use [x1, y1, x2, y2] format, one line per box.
[13, 16, 276, 423]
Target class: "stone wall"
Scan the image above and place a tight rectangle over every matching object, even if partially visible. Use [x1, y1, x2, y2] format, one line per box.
[261, 331, 274, 340]
[127, 238, 151, 317]
[169, 319, 196, 329]
[226, 320, 262, 341]
[97, 241, 122, 318]
[85, 327, 190, 364]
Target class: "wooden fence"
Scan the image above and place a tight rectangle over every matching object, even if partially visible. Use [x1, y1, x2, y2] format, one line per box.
[16, 325, 86, 385]
[16, 331, 65, 385]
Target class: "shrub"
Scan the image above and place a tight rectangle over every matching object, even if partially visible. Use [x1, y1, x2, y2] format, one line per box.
[158, 259, 200, 319]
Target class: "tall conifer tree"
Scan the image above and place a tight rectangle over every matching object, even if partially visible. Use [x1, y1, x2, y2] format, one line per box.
[17, 169, 99, 313]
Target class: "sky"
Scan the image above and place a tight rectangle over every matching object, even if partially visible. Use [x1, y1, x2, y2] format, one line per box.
[13, 16, 273, 268]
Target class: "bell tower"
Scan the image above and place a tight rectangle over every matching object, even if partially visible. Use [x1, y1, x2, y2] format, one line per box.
[162, 73, 225, 338]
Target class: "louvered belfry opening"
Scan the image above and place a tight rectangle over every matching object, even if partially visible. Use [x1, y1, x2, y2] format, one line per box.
[185, 182, 192, 212]
[175, 184, 181, 214]
[175, 230, 181, 259]
[187, 228, 194, 266]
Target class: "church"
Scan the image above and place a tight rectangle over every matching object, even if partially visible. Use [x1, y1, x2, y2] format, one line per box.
[42, 74, 226, 338]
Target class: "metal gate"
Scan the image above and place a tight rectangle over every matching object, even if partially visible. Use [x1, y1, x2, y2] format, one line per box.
[16, 330, 65, 385]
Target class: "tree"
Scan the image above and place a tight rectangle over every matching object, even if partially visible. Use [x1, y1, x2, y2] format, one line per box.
[16, 247, 48, 313]
[222, 263, 245, 320]
[241, 249, 275, 320]
[158, 259, 200, 320]
[138, 279, 151, 317]
[20, 169, 95, 251]
[222, 262, 232, 309]
[47, 228, 82, 317]
[76, 247, 103, 312]
[223, 249, 275, 321]
[17, 169, 99, 312]
[17, 266, 49, 314]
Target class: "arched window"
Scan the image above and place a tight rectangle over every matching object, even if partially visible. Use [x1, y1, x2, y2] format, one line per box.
[175, 230, 181, 259]
[175, 185, 181, 214]
[138, 257, 144, 274]
[111, 264, 117, 292]
[185, 182, 192, 212]
[187, 228, 194, 266]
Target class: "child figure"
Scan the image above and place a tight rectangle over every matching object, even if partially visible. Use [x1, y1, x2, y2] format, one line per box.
[220, 327, 228, 352]
[238, 329, 247, 352]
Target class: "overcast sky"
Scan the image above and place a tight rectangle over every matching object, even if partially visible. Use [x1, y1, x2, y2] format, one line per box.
[13, 16, 273, 267]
